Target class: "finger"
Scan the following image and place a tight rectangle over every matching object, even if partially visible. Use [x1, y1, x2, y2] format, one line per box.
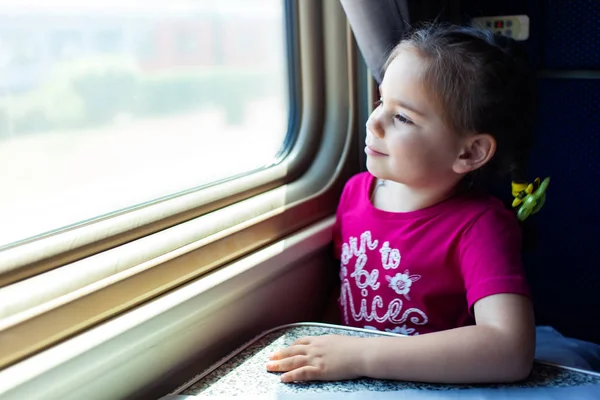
[269, 345, 308, 360]
[291, 337, 312, 346]
[281, 366, 321, 383]
[266, 355, 308, 372]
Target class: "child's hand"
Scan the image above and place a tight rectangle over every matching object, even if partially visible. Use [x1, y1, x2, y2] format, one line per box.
[266, 335, 362, 382]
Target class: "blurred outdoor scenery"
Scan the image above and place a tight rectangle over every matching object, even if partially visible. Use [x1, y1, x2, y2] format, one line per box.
[0, 0, 289, 247]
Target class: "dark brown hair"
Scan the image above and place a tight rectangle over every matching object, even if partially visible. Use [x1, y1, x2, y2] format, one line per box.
[384, 24, 537, 188]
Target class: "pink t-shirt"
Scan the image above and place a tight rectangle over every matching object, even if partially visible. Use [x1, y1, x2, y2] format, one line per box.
[333, 172, 530, 336]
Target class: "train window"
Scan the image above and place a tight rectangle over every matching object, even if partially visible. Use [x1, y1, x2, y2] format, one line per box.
[0, 0, 350, 382]
[0, 0, 290, 249]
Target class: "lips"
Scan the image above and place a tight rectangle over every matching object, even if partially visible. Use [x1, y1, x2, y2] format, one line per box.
[365, 144, 387, 156]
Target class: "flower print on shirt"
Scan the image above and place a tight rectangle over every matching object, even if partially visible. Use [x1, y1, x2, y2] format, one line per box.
[385, 324, 418, 336]
[386, 270, 421, 300]
[339, 230, 429, 335]
[363, 324, 418, 336]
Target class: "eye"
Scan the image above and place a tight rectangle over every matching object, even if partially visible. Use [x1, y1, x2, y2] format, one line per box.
[374, 98, 382, 107]
[394, 114, 413, 125]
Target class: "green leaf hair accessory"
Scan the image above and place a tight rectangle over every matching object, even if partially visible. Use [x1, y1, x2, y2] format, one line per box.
[511, 177, 550, 221]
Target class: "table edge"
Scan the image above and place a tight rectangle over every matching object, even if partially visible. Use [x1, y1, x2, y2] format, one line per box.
[167, 322, 600, 396]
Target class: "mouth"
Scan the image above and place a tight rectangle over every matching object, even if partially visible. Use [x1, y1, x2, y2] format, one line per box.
[365, 145, 387, 156]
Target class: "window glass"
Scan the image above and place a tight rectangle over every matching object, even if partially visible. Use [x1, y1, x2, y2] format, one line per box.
[0, 0, 289, 248]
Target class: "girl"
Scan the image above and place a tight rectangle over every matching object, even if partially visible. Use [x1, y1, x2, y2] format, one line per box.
[266, 24, 539, 384]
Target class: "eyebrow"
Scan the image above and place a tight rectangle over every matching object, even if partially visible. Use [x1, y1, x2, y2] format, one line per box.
[378, 86, 427, 117]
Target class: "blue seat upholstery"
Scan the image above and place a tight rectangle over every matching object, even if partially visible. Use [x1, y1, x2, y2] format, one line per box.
[525, 78, 600, 344]
[463, 0, 600, 345]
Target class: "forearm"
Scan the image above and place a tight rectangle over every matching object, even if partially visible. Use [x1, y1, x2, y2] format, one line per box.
[358, 324, 535, 383]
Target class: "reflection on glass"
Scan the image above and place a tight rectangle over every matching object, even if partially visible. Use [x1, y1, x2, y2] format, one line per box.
[0, 0, 289, 248]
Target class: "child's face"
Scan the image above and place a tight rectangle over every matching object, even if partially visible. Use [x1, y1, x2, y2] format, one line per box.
[365, 46, 466, 189]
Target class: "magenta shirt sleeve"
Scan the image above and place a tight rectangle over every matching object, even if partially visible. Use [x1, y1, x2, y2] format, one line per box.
[459, 206, 531, 311]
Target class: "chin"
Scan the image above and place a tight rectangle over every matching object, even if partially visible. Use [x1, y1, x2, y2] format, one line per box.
[364, 162, 382, 178]
[366, 170, 393, 184]
[365, 162, 392, 181]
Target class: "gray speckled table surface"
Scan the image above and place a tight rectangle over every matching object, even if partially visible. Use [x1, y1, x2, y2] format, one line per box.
[172, 323, 600, 398]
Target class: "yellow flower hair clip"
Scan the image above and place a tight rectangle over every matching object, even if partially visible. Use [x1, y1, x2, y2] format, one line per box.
[511, 177, 550, 221]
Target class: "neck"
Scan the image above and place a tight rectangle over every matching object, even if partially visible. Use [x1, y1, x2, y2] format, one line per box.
[371, 178, 460, 213]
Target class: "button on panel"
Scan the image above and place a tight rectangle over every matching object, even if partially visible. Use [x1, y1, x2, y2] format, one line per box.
[471, 15, 529, 41]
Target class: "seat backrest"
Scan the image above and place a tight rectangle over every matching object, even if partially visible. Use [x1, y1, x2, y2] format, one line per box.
[462, 0, 600, 344]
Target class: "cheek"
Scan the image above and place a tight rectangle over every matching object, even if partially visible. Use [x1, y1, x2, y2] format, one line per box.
[389, 134, 435, 162]
[389, 133, 455, 172]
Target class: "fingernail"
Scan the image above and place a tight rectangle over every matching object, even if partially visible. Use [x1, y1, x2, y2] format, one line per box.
[267, 352, 274, 359]
[266, 362, 275, 369]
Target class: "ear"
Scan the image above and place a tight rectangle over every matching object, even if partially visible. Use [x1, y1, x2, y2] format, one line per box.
[453, 134, 496, 174]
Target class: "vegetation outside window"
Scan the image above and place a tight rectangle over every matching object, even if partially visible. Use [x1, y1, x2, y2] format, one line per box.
[0, 0, 290, 249]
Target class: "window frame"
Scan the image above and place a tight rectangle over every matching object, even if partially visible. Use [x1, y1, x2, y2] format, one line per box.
[0, 0, 317, 287]
[0, 0, 361, 371]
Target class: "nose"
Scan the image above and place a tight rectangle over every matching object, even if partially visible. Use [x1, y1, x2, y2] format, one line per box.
[366, 110, 385, 139]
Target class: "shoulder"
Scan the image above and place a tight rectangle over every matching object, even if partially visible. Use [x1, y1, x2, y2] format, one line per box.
[455, 194, 523, 265]
[343, 171, 373, 192]
[433, 193, 519, 239]
[460, 194, 521, 238]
